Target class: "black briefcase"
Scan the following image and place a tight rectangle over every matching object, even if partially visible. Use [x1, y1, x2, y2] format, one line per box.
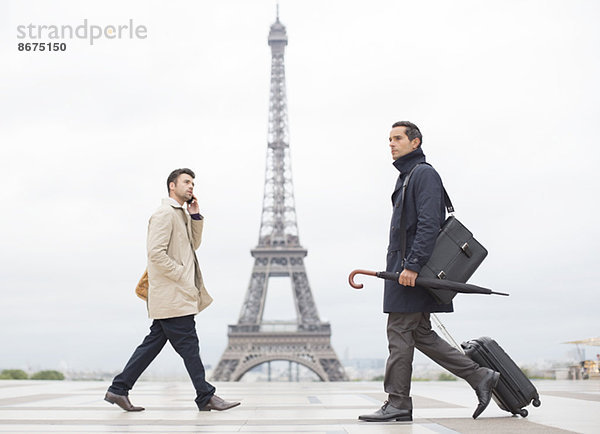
[419, 216, 488, 304]
[400, 164, 487, 304]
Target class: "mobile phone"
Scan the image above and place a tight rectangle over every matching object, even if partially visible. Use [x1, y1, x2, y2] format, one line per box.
[187, 197, 194, 205]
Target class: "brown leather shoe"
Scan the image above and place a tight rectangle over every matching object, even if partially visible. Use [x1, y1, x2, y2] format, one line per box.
[199, 394, 240, 411]
[104, 391, 145, 411]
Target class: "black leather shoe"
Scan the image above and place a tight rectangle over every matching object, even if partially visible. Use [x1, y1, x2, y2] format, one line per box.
[358, 401, 412, 422]
[199, 395, 240, 411]
[104, 391, 145, 411]
[472, 369, 500, 419]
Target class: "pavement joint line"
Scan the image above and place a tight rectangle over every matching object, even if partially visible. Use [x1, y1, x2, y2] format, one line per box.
[307, 395, 322, 404]
[0, 405, 435, 410]
[0, 394, 70, 405]
[421, 423, 461, 434]
[0, 418, 460, 426]
[358, 393, 382, 404]
[540, 391, 600, 402]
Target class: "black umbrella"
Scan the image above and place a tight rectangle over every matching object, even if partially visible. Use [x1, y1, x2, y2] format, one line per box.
[348, 269, 509, 298]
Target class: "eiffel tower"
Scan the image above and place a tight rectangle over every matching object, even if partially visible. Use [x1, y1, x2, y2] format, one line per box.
[211, 12, 347, 382]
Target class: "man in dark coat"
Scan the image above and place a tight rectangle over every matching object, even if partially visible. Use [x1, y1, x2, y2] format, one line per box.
[359, 121, 500, 422]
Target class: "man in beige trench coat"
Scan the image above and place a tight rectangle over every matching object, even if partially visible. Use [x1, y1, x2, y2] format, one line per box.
[105, 168, 240, 412]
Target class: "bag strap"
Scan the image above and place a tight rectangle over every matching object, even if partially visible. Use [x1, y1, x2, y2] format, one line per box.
[420, 163, 454, 213]
[395, 163, 464, 351]
[443, 189, 454, 214]
[398, 162, 453, 265]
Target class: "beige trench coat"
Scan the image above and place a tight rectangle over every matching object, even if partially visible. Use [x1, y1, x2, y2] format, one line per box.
[146, 198, 213, 319]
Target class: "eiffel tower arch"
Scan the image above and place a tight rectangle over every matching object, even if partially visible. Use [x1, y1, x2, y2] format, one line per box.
[212, 12, 347, 382]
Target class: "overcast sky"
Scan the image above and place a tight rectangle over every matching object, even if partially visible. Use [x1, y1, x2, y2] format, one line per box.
[1, 0, 599, 378]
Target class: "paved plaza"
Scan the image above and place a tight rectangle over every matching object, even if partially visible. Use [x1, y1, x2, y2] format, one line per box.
[0, 379, 598, 433]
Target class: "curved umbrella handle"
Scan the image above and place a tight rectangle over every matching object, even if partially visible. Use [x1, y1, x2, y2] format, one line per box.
[348, 269, 377, 289]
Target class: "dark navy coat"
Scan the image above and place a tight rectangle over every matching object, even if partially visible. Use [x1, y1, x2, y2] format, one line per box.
[383, 147, 454, 313]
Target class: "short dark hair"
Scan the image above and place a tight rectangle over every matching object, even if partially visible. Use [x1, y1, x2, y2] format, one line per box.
[167, 168, 195, 193]
[392, 121, 422, 146]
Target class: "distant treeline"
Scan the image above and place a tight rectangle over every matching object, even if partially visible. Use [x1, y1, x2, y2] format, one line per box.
[0, 369, 65, 380]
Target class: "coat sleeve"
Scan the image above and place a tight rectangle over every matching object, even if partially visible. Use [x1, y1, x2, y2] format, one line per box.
[404, 167, 444, 273]
[191, 218, 204, 250]
[147, 209, 185, 282]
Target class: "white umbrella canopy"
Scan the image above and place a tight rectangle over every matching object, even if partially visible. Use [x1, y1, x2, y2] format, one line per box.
[563, 337, 600, 346]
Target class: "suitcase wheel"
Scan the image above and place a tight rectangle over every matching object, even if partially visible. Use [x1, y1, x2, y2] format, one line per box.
[519, 409, 528, 418]
[532, 398, 541, 407]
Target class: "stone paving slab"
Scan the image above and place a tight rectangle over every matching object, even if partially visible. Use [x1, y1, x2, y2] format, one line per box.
[0, 380, 598, 433]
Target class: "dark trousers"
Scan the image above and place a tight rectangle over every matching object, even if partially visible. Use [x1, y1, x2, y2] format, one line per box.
[108, 314, 215, 409]
[384, 312, 488, 409]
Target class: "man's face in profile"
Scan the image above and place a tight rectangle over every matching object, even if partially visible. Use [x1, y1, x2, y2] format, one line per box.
[389, 126, 420, 160]
[170, 174, 195, 203]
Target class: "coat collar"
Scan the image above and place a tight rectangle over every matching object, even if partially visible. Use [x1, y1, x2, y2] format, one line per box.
[392, 147, 427, 176]
[162, 198, 193, 239]
[163, 197, 184, 209]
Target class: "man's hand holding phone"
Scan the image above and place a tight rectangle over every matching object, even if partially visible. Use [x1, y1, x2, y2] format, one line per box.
[186, 195, 199, 215]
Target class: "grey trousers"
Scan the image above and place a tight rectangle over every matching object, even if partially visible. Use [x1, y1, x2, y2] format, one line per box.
[384, 312, 488, 409]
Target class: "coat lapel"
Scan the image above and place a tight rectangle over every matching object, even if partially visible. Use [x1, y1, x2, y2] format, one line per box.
[391, 174, 404, 204]
[166, 199, 193, 244]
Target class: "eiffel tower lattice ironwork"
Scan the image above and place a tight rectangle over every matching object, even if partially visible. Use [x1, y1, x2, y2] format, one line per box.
[211, 13, 347, 382]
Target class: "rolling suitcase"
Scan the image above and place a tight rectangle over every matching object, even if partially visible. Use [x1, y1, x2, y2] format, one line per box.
[461, 336, 541, 417]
